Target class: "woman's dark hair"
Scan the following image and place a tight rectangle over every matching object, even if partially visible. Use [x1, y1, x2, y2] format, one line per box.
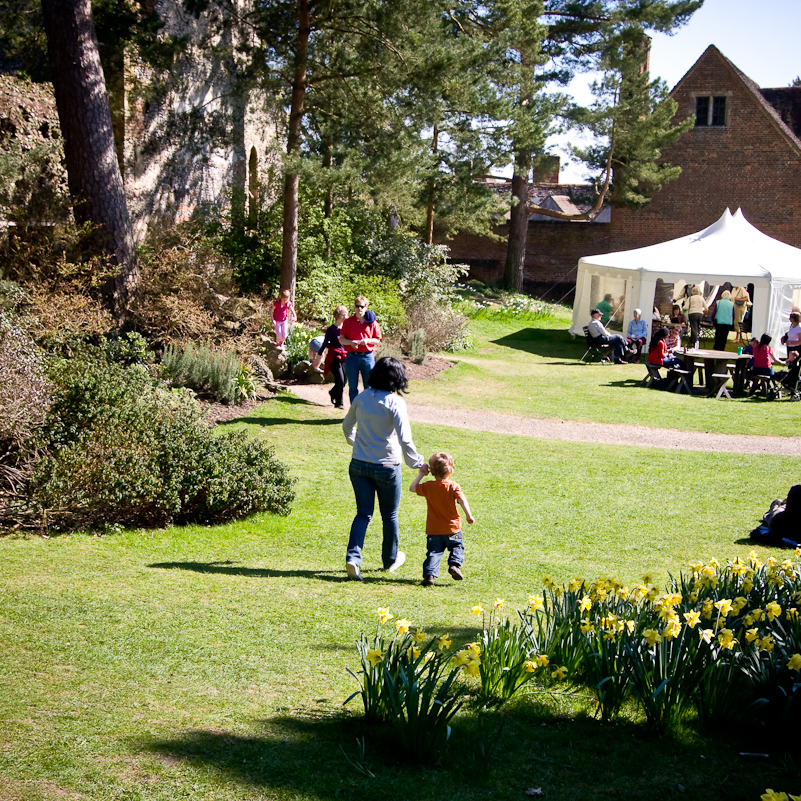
[649, 327, 668, 352]
[368, 357, 409, 394]
[758, 333, 772, 349]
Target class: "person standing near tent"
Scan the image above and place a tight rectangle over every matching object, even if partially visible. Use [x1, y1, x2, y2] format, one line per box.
[713, 290, 735, 350]
[686, 286, 707, 347]
[731, 286, 752, 345]
[597, 294, 614, 324]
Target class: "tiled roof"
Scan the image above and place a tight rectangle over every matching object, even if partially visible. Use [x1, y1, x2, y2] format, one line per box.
[484, 178, 605, 217]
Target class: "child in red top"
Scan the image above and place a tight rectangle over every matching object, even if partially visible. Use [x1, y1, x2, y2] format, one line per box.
[410, 452, 474, 586]
[752, 333, 784, 376]
[272, 289, 297, 350]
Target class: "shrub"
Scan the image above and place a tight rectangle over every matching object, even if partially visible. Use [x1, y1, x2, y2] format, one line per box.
[404, 299, 471, 353]
[409, 328, 427, 364]
[161, 341, 241, 404]
[25, 354, 294, 531]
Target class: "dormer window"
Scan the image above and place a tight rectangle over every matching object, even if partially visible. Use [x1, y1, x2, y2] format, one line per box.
[695, 95, 727, 126]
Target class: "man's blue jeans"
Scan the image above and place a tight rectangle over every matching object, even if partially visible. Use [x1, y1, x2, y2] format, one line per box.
[423, 533, 464, 578]
[347, 458, 402, 569]
[345, 351, 375, 404]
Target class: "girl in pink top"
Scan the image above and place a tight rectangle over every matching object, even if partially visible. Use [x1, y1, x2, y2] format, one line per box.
[752, 333, 784, 376]
[272, 289, 297, 350]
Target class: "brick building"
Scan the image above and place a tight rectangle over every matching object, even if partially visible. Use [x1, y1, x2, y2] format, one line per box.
[444, 45, 801, 299]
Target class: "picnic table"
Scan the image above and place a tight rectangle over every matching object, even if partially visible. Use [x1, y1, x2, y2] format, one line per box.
[679, 348, 751, 397]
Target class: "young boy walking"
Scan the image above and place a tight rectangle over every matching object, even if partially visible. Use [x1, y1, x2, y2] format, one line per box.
[410, 452, 474, 586]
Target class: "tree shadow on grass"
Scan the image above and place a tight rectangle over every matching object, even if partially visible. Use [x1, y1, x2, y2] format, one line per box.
[147, 560, 423, 585]
[491, 328, 585, 360]
[218, 394, 341, 429]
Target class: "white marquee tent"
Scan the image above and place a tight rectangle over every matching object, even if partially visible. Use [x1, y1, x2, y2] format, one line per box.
[570, 209, 801, 355]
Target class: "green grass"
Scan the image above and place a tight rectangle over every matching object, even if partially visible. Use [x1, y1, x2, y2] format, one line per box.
[1, 315, 800, 801]
[413, 305, 801, 437]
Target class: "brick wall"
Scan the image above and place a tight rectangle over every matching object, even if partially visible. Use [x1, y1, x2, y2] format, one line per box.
[610, 46, 801, 251]
[441, 220, 610, 297]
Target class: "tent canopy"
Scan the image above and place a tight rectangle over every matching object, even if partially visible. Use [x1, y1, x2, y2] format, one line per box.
[570, 209, 801, 352]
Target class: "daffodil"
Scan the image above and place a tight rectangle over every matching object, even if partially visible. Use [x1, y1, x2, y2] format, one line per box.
[787, 653, 801, 671]
[424, 651, 434, 663]
[536, 654, 550, 667]
[642, 573, 653, 585]
[471, 604, 484, 616]
[377, 607, 393, 624]
[528, 595, 544, 612]
[743, 578, 754, 593]
[643, 629, 662, 647]
[717, 629, 735, 650]
[580, 618, 594, 634]
[366, 648, 382, 666]
[464, 660, 481, 677]
[413, 630, 427, 643]
[761, 791, 789, 801]
[714, 598, 733, 618]
[699, 628, 714, 645]
[759, 635, 775, 653]
[395, 618, 412, 636]
[494, 598, 505, 611]
[466, 642, 481, 655]
[579, 595, 592, 612]
[407, 646, 421, 660]
[752, 608, 765, 622]
[436, 635, 452, 651]
[683, 610, 701, 628]
[702, 599, 714, 619]
[568, 577, 583, 592]
[787, 607, 799, 622]
[663, 617, 682, 641]
[524, 659, 537, 673]
[745, 628, 759, 643]
[453, 650, 471, 668]
[766, 601, 782, 622]
[552, 666, 568, 681]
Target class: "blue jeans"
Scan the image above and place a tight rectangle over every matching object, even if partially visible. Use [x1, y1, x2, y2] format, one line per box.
[347, 459, 402, 569]
[345, 352, 375, 404]
[423, 533, 464, 578]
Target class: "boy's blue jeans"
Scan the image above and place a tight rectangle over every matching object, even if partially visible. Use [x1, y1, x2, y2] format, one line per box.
[423, 532, 464, 578]
[345, 351, 375, 403]
[347, 459, 402, 569]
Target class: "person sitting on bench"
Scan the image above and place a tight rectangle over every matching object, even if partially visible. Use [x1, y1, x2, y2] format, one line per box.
[588, 308, 629, 364]
[648, 328, 683, 369]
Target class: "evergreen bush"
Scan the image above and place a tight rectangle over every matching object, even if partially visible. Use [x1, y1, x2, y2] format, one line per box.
[24, 354, 294, 531]
[161, 342, 241, 405]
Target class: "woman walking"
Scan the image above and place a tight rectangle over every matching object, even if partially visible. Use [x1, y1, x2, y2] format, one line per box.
[341, 357, 425, 581]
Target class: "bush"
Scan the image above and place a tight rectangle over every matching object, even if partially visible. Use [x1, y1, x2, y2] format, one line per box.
[161, 341, 241, 404]
[23, 354, 294, 531]
[404, 299, 471, 353]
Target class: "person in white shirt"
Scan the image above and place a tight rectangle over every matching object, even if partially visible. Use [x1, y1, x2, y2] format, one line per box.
[588, 309, 628, 364]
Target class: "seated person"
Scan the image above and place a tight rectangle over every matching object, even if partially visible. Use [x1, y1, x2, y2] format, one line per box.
[648, 327, 683, 369]
[669, 304, 687, 336]
[597, 294, 614, 324]
[588, 308, 629, 364]
[752, 333, 784, 377]
[665, 325, 682, 354]
[768, 485, 801, 542]
[626, 308, 648, 362]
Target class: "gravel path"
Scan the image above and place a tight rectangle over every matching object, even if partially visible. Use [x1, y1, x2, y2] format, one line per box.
[284, 382, 801, 457]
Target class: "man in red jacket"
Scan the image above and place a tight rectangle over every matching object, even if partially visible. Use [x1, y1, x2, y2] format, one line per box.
[339, 295, 382, 403]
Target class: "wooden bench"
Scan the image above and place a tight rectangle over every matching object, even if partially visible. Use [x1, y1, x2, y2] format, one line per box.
[666, 367, 692, 394]
[642, 363, 662, 388]
[709, 372, 732, 400]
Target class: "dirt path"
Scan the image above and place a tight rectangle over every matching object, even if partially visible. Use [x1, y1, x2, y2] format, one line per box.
[284, 382, 801, 457]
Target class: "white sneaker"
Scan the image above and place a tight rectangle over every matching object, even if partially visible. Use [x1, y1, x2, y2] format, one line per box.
[387, 551, 406, 573]
[346, 562, 362, 581]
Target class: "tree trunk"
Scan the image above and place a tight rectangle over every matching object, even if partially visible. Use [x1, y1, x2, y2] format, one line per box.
[504, 146, 530, 292]
[41, 0, 138, 320]
[424, 125, 439, 245]
[280, 0, 310, 302]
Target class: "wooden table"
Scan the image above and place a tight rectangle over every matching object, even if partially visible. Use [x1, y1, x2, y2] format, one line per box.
[679, 349, 751, 397]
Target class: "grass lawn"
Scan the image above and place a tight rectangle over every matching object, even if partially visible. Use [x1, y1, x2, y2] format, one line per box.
[1, 312, 800, 801]
[408, 305, 801, 437]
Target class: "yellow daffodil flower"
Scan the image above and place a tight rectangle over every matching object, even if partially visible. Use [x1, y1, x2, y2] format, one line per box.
[568, 577, 583, 592]
[377, 607, 393, 624]
[528, 595, 544, 612]
[699, 629, 714, 645]
[643, 629, 662, 647]
[471, 604, 484, 616]
[734, 596, 748, 611]
[761, 791, 789, 801]
[466, 642, 481, 655]
[663, 618, 682, 641]
[702, 599, 714, 619]
[766, 601, 782, 622]
[752, 608, 765, 622]
[395, 618, 412, 635]
[642, 573, 653, 585]
[717, 629, 735, 650]
[714, 598, 733, 618]
[541, 574, 553, 588]
[552, 666, 568, 681]
[683, 610, 701, 628]
[453, 651, 471, 668]
[743, 578, 754, 593]
[536, 654, 550, 667]
[464, 660, 481, 677]
[495, 598, 505, 611]
[436, 635, 452, 651]
[413, 630, 427, 643]
[709, 557, 720, 570]
[787, 607, 799, 622]
[407, 646, 421, 660]
[424, 651, 434, 663]
[579, 595, 592, 612]
[366, 648, 382, 666]
[580, 618, 594, 634]
[787, 653, 801, 672]
[625, 620, 635, 634]
[524, 659, 537, 673]
[759, 635, 775, 653]
[745, 628, 759, 643]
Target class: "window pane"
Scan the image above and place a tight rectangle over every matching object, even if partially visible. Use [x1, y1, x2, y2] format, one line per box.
[711, 96, 726, 126]
[695, 96, 710, 126]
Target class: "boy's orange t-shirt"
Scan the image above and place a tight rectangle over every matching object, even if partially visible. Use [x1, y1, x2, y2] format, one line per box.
[415, 478, 464, 535]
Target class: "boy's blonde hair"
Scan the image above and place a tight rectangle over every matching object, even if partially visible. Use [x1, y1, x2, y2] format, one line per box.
[428, 452, 454, 479]
[334, 304, 348, 320]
